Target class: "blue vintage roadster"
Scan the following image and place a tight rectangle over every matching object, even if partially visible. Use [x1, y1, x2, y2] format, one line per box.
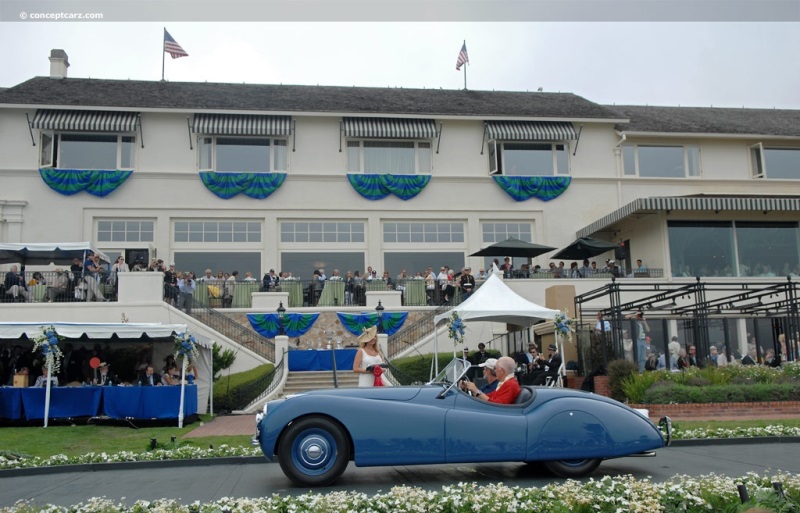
[254, 359, 670, 486]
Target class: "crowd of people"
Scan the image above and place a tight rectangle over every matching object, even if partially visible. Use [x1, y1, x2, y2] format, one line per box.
[0, 342, 197, 388]
[594, 311, 795, 372]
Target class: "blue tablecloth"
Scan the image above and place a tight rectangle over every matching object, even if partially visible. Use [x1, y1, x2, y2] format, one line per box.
[289, 349, 358, 371]
[0, 387, 24, 420]
[102, 385, 198, 419]
[20, 387, 103, 420]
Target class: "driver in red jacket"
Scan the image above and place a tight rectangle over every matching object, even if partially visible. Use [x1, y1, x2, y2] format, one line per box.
[464, 356, 521, 404]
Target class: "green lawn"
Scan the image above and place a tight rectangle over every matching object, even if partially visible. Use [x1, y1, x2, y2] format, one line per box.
[2, 416, 799, 460]
[0, 415, 252, 459]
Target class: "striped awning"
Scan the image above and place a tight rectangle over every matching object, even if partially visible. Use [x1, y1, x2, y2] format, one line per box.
[343, 117, 437, 139]
[192, 114, 292, 136]
[486, 121, 577, 141]
[577, 195, 800, 238]
[32, 109, 139, 132]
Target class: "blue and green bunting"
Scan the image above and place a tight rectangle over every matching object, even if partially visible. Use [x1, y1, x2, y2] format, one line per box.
[492, 176, 571, 202]
[39, 169, 132, 197]
[247, 313, 320, 339]
[347, 174, 430, 201]
[336, 312, 408, 337]
[200, 172, 287, 199]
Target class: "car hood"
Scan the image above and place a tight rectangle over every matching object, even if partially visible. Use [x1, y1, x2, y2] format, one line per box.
[288, 385, 426, 401]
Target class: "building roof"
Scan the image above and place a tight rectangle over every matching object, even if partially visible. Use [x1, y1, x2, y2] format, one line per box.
[610, 104, 800, 138]
[0, 76, 622, 120]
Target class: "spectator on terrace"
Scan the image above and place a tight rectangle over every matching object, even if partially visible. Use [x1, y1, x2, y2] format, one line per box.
[46, 268, 70, 302]
[4, 265, 31, 302]
[459, 267, 475, 298]
[580, 259, 592, 278]
[500, 257, 513, 278]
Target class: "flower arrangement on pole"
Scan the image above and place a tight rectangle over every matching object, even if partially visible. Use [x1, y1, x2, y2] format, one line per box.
[447, 311, 466, 346]
[173, 330, 199, 428]
[174, 331, 200, 363]
[32, 325, 64, 428]
[32, 325, 64, 376]
[553, 310, 574, 348]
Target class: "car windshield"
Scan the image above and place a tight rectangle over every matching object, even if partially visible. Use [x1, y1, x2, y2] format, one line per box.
[428, 358, 470, 385]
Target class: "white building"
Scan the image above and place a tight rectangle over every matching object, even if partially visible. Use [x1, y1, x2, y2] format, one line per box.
[1, 49, 799, 363]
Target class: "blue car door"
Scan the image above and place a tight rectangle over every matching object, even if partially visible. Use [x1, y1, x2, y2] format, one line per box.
[443, 392, 528, 463]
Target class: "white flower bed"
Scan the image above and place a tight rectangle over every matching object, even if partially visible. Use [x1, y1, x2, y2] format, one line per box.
[1, 472, 798, 512]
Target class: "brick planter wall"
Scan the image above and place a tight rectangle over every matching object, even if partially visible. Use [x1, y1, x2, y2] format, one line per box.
[628, 401, 800, 420]
[566, 375, 609, 397]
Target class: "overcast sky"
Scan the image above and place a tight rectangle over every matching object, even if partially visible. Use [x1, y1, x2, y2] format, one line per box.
[1, 22, 798, 109]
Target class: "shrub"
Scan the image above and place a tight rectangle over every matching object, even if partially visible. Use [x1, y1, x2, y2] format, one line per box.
[621, 371, 661, 404]
[390, 352, 475, 384]
[607, 359, 638, 402]
[213, 363, 274, 412]
[642, 382, 800, 404]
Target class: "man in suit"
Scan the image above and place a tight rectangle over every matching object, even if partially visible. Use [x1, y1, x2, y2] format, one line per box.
[532, 344, 562, 386]
[61, 343, 84, 383]
[137, 365, 162, 386]
[94, 362, 120, 386]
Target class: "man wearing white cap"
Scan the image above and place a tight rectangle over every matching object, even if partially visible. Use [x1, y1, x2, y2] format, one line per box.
[476, 358, 499, 394]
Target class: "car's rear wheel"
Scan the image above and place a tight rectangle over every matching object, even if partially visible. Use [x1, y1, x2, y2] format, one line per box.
[543, 458, 602, 478]
[278, 416, 350, 487]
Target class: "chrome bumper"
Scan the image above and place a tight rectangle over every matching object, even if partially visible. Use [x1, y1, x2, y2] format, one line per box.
[659, 416, 672, 446]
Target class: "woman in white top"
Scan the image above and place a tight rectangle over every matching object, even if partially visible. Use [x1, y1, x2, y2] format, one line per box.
[352, 326, 384, 387]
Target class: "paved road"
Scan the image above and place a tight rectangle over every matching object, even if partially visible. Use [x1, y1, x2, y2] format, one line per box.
[1, 443, 798, 507]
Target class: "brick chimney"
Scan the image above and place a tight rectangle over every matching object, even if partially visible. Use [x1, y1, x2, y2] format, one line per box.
[49, 49, 69, 79]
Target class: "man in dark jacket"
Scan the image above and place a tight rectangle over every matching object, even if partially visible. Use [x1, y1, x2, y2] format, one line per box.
[136, 365, 162, 386]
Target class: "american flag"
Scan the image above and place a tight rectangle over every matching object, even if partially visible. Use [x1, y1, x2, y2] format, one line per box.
[455, 42, 469, 71]
[164, 29, 189, 59]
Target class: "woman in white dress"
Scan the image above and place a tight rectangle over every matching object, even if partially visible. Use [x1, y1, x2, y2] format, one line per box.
[353, 326, 384, 387]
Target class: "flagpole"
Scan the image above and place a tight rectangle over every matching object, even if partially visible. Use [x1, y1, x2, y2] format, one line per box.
[462, 40, 467, 90]
[161, 27, 166, 82]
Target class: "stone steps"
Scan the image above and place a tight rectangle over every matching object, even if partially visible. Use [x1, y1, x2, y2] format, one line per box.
[281, 370, 359, 395]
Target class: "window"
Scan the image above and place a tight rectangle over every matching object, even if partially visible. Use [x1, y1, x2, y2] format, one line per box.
[736, 222, 800, 277]
[280, 222, 365, 243]
[383, 222, 464, 243]
[384, 252, 465, 276]
[668, 221, 734, 277]
[39, 133, 135, 170]
[347, 140, 431, 174]
[488, 141, 569, 176]
[280, 252, 365, 279]
[482, 222, 533, 243]
[750, 144, 800, 179]
[97, 220, 154, 243]
[174, 221, 262, 243]
[198, 136, 287, 172]
[668, 221, 800, 278]
[622, 145, 700, 178]
[174, 252, 261, 279]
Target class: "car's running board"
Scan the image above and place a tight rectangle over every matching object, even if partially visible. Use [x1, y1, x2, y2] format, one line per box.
[627, 451, 657, 458]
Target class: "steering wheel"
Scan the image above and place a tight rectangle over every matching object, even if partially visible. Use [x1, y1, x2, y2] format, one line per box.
[459, 376, 475, 396]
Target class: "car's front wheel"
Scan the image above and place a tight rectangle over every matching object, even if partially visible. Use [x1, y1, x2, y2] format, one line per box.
[543, 458, 602, 478]
[278, 416, 350, 487]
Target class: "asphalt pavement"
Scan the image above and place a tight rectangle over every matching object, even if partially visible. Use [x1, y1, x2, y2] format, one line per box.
[0, 441, 798, 508]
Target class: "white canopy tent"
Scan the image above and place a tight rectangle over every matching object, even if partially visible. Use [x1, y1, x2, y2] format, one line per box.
[0, 322, 212, 424]
[434, 273, 561, 327]
[432, 273, 561, 377]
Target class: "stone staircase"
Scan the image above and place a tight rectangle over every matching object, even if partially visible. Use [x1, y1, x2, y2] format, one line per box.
[281, 370, 360, 395]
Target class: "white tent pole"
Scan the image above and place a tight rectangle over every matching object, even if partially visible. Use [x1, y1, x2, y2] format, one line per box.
[43, 365, 52, 428]
[433, 330, 439, 379]
[209, 349, 214, 417]
[178, 358, 187, 428]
